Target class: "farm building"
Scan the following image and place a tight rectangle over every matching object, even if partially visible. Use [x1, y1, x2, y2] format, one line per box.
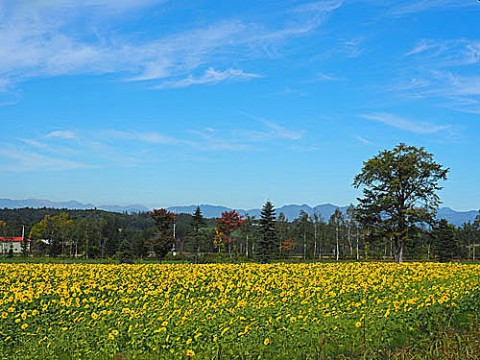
[0, 236, 30, 254]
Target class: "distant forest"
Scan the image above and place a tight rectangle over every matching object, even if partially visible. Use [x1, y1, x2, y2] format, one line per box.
[0, 206, 479, 262]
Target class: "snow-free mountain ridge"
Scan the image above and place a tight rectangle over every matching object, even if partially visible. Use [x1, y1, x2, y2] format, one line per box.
[1, 198, 477, 226]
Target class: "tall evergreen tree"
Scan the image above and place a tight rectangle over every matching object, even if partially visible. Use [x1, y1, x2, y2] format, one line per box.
[190, 206, 207, 259]
[149, 209, 176, 261]
[257, 201, 278, 263]
[192, 206, 206, 233]
[431, 219, 457, 262]
[118, 229, 134, 264]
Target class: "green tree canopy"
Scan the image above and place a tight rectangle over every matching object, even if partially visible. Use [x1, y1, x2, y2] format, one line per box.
[192, 206, 206, 233]
[257, 201, 278, 263]
[431, 219, 457, 262]
[353, 143, 448, 262]
[149, 209, 176, 261]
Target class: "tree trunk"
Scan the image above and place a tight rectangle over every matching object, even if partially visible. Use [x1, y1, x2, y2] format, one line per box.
[303, 233, 307, 260]
[393, 239, 404, 262]
[335, 225, 339, 262]
[356, 225, 359, 261]
[348, 223, 353, 256]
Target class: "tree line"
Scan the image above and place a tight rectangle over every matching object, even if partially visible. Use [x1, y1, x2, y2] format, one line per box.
[1, 143, 479, 263]
[0, 203, 478, 263]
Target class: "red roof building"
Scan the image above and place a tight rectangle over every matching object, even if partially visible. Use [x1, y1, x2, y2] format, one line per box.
[0, 236, 30, 254]
[0, 236, 24, 242]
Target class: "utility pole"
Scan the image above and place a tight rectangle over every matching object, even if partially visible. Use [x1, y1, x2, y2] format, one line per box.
[172, 211, 177, 256]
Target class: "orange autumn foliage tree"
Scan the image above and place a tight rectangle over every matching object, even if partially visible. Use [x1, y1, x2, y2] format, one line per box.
[214, 210, 246, 253]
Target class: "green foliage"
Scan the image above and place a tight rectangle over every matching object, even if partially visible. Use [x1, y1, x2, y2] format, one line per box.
[329, 208, 344, 261]
[28, 212, 74, 257]
[431, 219, 458, 262]
[214, 210, 245, 254]
[257, 201, 278, 263]
[2, 202, 480, 263]
[0, 220, 5, 236]
[354, 143, 448, 262]
[1, 263, 479, 359]
[192, 206, 206, 233]
[149, 209, 176, 260]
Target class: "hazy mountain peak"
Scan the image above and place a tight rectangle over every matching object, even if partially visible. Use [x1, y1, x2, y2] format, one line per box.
[0, 198, 477, 225]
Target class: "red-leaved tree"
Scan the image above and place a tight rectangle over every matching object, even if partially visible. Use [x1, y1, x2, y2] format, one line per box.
[214, 210, 246, 254]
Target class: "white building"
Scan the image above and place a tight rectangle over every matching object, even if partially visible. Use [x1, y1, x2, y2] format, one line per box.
[0, 237, 29, 254]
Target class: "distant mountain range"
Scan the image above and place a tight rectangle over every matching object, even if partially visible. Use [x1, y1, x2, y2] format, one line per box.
[0, 198, 478, 226]
[166, 203, 347, 221]
[0, 198, 151, 214]
[167, 204, 478, 226]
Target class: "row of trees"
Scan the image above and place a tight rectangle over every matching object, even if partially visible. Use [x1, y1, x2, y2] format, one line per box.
[1, 203, 479, 262]
[1, 144, 477, 263]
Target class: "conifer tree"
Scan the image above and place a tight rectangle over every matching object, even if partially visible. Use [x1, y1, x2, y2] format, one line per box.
[431, 219, 457, 262]
[149, 209, 176, 261]
[190, 206, 207, 259]
[257, 201, 278, 263]
[192, 206, 206, 233]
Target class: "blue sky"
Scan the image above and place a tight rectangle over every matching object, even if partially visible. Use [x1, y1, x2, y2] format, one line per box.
[1, 0, 479, 211]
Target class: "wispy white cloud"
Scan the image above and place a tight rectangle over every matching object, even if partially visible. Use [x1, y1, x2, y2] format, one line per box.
[279, 87, 307, 97]
[105, 130, 179, 144]
[154, 68, 261, 89]
[187, 114, 305, 151]
[20, 138, 48, 149]
[238, 112, 304, 141]
[356, 135, 373, 145]
[388, 0, 475, 15]
[339, 38, 364, 58]
[260, 119, 303, 141]
[423, 72, 480, 114]
[361, 113, 450, 134]
[294, 0, 344, 14]
[8, 115, 306, 172]
[189, 128, 250, 151]
[0, 0, 344, 91]
[9, 0, 165, 12]
[46, 130, 77, 139]
[313, 37, 365, 61]
[17, 129, 159, 169]
[404, 39, 480, 67]
[388, 39, 480, 114]
[289, 144, 319, 152]
[314, 72, 344, 82]
[433, 72, 480, 97]
[404, 40, 446, 57]
[0, 78, 11, 92]
[0, 146, 92, 172]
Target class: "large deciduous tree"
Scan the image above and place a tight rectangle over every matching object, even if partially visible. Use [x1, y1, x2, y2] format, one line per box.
[214, 210, 245, 254]
[353, 143, 448, 262]
[257, 201, 278, 263]
[29, 212, 73, 257]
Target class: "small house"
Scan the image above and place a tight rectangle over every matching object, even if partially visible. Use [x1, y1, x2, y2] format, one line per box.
[0, 237, 29, 254]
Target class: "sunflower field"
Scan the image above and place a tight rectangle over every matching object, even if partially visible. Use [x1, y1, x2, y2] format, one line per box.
[0, 262, 479, 359]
